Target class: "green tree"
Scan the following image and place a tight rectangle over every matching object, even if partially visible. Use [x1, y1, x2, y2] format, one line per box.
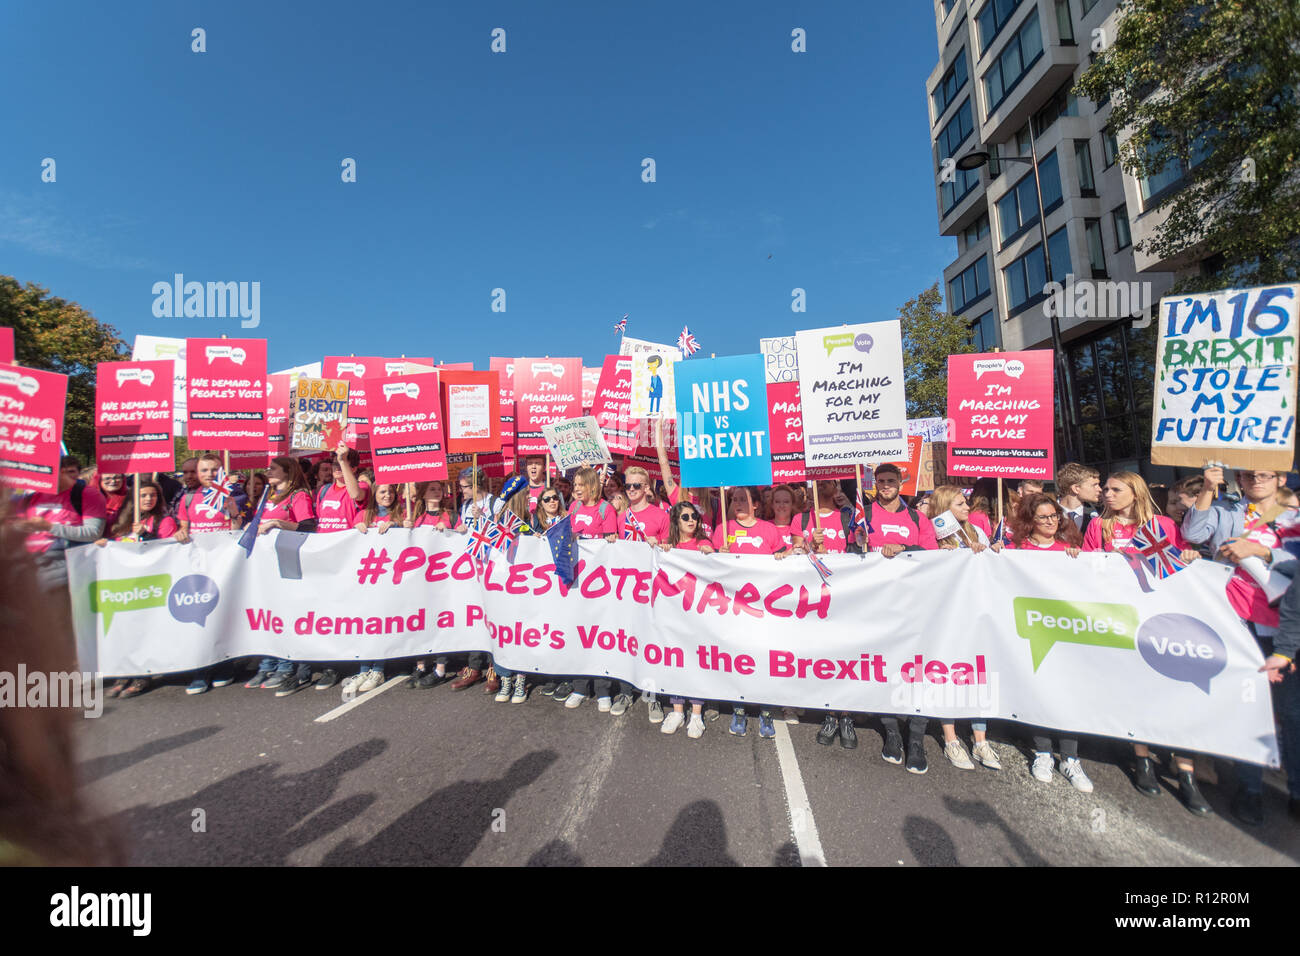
[899, 282, 975, 419]
[0, 276, 129, 464]
[1075, 0, 1300, 292]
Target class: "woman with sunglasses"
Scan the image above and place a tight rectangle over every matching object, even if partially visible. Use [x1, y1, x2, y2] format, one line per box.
[1084, 471, 1208, 813]
[657, 500, 714, 737]
[526, 488, 570, 698]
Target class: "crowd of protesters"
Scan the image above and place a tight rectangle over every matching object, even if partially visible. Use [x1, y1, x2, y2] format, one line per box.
[9, 436, 1300, 829]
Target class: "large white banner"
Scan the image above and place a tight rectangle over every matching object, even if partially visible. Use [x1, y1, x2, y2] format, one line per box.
[794, 321, 908, 466]
[68, 533, 1276, 765]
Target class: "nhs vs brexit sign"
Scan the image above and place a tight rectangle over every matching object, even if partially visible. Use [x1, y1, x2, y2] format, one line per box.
[675, 354, 772, 488]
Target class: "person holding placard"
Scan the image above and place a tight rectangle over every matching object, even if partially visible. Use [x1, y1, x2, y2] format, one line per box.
[94, 472, 128, 530]
[925, 486, 1002, 772]
[657, 500, 716, 739]
[448, 467, 502, 691]
[800, 479, 854, 555]
[770, 485, 805, 553]
[409, 480, 455, 530]
[1184, 465, 1300, 825]
[1082, 472, 1209, 813]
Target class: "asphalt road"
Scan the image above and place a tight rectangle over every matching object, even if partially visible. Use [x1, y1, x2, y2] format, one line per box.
[77, 666, 1300, 866]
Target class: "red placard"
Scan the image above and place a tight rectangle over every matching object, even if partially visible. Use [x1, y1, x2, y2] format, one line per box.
[440, 370, 501, 453]
[0, 363, 67, 493]
[946, 350, 1055, 480]
[322, 356, 433, 449]
[95, 360, 175, 474]
[365, 370, 447, 483]
[513, 357, 581, 455]
[591, 355, 639, 455]
[883, 435, 924, 496]
[582, 366, 601, 412]
[227, 373, 291, 470]
[186, 338, 267, 450]
[0, 327, 13, 364]
[437, 362, 473, 371]
[767, 380, 806, 484]
[488, 357, 516, 450]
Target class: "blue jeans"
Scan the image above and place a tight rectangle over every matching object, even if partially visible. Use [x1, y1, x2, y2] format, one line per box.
[1237, 664, 1300, 798]
[260, 657, 294, 675]
[360, 662, 384, 674]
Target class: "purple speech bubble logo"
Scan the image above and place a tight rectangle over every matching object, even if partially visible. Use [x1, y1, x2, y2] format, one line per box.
[854, 333, 873, 354]
[1136, 613, 1226, 694]
[168, 574, 220, 627]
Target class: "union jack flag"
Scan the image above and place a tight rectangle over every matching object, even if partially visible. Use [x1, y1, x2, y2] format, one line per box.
[465, 516, 497, 566]
[490, 509, 524, 557]
[201, 467, 237, 516]
[614, 314, 628, 334]
[677, 326, 700, 357]
[807, 551, 833, 586]
[1130, 518, 1188, 579]
[850, 485, 867, 534]
[622, 512, 647, 542]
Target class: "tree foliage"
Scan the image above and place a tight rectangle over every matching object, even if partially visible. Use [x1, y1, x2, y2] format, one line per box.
[0, 276, 129, 464]
[1075, 0, 1300, 292]
[899, 282, 975, 419]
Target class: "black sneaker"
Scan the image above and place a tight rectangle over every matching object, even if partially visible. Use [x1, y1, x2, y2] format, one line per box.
[275, 673, 312, 697]
[553, 682, 574, 701]
[1133, 756, 1161, 796]
[839, 716, 858, 750]
[1178, 771, 1212, 815]
[881, 728, 904, 765]
[405, 668, 426, 688]
[314, 668, 339, 691]
[815, 714, 839, 746]
[905, 737, 928, 774]
[538, 681, 558, 697]
[416, 669, 449, 689]
[1231, 789, 1263, 826]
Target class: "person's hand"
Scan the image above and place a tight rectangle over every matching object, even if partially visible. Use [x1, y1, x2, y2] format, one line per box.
[1202, 465, 1224, 489]
[174, 528, 191, 544]
[774, 549, 788, 560]
[880, 543, 905, 559]
[1179, 548, 1200, 563]
[402, 518, 414, 529]
[1260, 654, 1294, 684]
[94, 537, 109, 548]
[659, 540, 672, 552]
[698, 543, 715, 554]
[645, 535, 658, 546]
[225, 498, 241, 517]
[354, 522, 369, 534]
[989, 541, 1004, 553]
[17, 517, 51, 532]
[1219, 537, 1270, 564]
[335, 440, 349, 460]
[811, 528, 824, 550]
[1065, 546, 1081, 558]
[604, 534, 617, 543]
[132, 521, 146, 536]
[969, 541, 988, 554]
[377, 520, 393, 535]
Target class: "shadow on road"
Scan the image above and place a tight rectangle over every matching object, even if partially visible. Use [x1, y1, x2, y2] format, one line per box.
[81, 725, 222, 783]
[641, 800, 739, 866]
[943, 794, 1050, 866]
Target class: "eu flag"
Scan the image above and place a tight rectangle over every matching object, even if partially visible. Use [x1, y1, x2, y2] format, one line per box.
[544, 516, 578, 587]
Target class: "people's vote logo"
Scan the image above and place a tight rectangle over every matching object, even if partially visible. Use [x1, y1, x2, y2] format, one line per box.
[168, 574, 220, 627]
[880, 522, 910, 538]
[321, 499, 341, 511]
[1136, 613, 1227, 694]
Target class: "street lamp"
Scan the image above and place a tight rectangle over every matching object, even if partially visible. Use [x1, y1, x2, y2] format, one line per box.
[957, 142, 1080, 465]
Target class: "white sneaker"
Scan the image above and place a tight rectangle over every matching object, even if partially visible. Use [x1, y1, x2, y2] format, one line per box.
[510, 674, 527, 703]
[564, 692, 585, 709]
[944, 739, 975, 770]
[686, 714, 705, 739]
[972, 740, 1002, 770]
[359, 669, 385, 693]
[1031, 752, 1054, 783]
[596, 696, 612, 713]
[494, 680, 512, 703]
[341, 674, 363, 696]
[661, 711, 685, 735]
[782, 707, 802, 725]
[1060, 757, 1094, 793]
[647, 700, 665, 723]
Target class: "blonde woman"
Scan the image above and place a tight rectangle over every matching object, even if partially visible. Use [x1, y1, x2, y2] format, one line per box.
[1083, 471, 1208, 814]
[926, 485, 1000, 770]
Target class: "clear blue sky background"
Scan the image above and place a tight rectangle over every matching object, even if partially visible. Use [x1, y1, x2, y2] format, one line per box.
[1, 0, 952, 372]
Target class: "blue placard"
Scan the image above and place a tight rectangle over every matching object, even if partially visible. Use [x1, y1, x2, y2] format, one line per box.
[674, 354, 772, 488]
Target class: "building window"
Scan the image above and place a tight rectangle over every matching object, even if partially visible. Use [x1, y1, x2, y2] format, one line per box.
[1085, 218, 1107, 277]
[1102, 126, 1119, 167]
[1032, 79, 1079, 138]
[1046, 224, 1071, 282]
[1004, 226, 1069, 315]
[932, 47, 969, 121]
[976, 0, 1025, 56]
[1055, 0, 1074, 43]
[983, 8, 1043, 110]
[1074, 139, 1096, 195]
[1137, 126, 1213, 206]
[996, 149, 1061, 247]
[1113, 205, 1131, 249]
[938, 99, 979, 214]
[1064, 320, 1158, 476]
[1081, 0, 1100, 14]
[1015, 123, 1032, 156]
[962, 212, 990, 247]
[1088, 52, 1111, 107]
[943, 0, 959, 17]
[949, 255, 991, 314]
[969, 310, 998, 351]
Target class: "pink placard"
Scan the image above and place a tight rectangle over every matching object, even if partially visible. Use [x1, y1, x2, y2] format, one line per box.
[95, 360, 175, 473]
[0, 363, 67, 492]
[946, 350, 1055, 480]
[186, 338, 268, 450]
[366, 370, 447, 483]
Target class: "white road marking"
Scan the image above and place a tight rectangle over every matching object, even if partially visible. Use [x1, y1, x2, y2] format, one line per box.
[773, 721, 827, 867]
[314, 675, 407, 723]
[555, 716, 628, 846]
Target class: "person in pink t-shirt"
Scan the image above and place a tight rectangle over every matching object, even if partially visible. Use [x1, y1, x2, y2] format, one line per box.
[567, 466, 618, 541]
[861, 464, 938, 556]
[314, 443, 370, 534]
[255, 457, 316, 534]
[657, 499, 715, 738]
[524, 456, 548, 513]
[620, 466, 670, 544]
[711, 486, 789, 557]
[770, 484, 805, 553]
[655, 418, 716, 536]
[94, 479, 177, 545]
[410, 479, 454, 529]
[1006, 492, 1082, 554]
[173, 453, 242, 543]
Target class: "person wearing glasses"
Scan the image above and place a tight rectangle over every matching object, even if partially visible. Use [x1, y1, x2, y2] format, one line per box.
[529, 487, 570, 699]
[658, 500, 714, 737]
[621, 466, 669, 544]
[1185, 465, 1299, 826]
[654, 418, 717, 537]
[1084, 471, 1209, 814]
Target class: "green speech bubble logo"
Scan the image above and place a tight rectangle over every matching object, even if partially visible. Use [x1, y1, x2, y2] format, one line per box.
[90, 574, 171, 632]
[822, 333, 853, 357]
[1013, 597, 1138, 671]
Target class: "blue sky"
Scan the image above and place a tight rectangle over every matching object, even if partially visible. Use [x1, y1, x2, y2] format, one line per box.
[1, 0, 953, 371]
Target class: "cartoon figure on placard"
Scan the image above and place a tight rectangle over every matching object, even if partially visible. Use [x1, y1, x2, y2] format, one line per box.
[646, 355, 664, 414]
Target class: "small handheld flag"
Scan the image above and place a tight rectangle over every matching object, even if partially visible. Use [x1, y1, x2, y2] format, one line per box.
[677, 326, 700, 357]
[622, 512, 647, 542]
[201, 468, 237, 517]
[614, 315, 628, 334]
[1130, 518, 1188, 579]
[236, 485, 270, 557]
[544, 515, 578, 586]
[807, 551, 833, 586]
